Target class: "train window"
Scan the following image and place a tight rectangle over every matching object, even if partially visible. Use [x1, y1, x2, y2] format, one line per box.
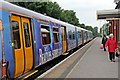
[23, 22, 31, 47]
[73, 32, 75, 39]
[11, 21, 21, 49]
[53, 28, 59, 43]
[68, 31, 72, 40]
[78, 31, 81, 38]
[41, 25, 51, 45]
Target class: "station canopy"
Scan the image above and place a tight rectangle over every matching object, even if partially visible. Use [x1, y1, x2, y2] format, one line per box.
[97, 9, 120, 20]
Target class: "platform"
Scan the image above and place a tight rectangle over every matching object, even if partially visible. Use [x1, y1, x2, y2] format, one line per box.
[66, 38, 118, 78]
[37, 38, 118, 79]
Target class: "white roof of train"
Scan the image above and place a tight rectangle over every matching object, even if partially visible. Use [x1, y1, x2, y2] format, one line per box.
[1, 1, 50, 20]
[1, 0, 91, 32]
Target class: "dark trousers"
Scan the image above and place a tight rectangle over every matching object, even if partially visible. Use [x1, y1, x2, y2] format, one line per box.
[109, 52, 115, 61]
[103, 44, 106, 51]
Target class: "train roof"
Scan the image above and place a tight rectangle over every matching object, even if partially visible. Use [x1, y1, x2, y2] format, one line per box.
[1, 0, 50, 20]
[1, 0, 92, 33]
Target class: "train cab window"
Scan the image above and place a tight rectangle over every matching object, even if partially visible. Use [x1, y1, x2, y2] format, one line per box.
[11, 21, 21, 49]
[41, 25, 51, 45]
[53, 27, 59, 43]
[23, 22, 31, 47]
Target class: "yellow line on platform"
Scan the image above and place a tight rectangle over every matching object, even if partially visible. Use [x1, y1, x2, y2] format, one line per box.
[22, 70, 38, 79]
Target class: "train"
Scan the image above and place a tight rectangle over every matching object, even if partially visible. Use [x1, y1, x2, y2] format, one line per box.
[0, 1, 93, 79]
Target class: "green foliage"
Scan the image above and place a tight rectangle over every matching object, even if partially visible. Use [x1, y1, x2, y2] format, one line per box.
[92, 27, 100, 37]
[80, 24, 85, 28]
[60, 10, 80, 26]
[11, 2, 80, 26]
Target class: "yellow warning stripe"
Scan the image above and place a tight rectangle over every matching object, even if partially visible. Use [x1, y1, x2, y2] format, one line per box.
[22, 70, 38, 79]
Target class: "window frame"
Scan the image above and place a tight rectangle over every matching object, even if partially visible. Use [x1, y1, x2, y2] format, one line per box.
[11, 21, 21, 49]
[23, 22, 31, 47]
[40, 24, 51, 46]
[78, 30, 82, 39]
[52, 27, 60, 43]
[72, 31, 75, 40]
[68, 30, 76, 40]
[68, 30, 73, 40]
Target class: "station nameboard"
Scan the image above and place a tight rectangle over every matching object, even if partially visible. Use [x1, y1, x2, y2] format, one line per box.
[97, 9, 120, 20]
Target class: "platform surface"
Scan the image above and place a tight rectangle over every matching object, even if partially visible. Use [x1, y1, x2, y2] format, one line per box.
[37, 38, 118, 79]
[66, 38, 118, 78]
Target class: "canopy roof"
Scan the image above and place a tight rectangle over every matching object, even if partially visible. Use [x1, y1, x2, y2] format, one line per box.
[97, 9, 120, 20]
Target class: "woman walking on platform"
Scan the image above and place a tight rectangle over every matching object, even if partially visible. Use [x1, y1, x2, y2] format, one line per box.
[105, 34, 118, 62]
[102, 34, 108, 51]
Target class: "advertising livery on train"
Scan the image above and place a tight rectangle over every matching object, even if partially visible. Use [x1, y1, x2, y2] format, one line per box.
[0, 1, 93, 79]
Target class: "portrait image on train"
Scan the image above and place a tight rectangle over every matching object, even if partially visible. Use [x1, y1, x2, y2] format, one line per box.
[0, 1, 93, 79]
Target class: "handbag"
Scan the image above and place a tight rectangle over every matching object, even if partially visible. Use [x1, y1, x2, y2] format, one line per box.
[116, 52, 119, 57]
[100, 44, 103, 49]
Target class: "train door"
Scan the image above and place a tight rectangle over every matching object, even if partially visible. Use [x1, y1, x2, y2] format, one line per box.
[61, 27, 67, 53]
[21, 17, 33, 73]
[11, 15, 33, 77]
[81, 30, 84, 45]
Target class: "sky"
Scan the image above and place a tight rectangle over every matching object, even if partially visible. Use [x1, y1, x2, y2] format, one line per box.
[52, 0, 116, 30]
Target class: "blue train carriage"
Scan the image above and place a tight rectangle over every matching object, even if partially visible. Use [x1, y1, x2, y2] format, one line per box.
[1, 2, 35, 78]
[35, 18, 62, 66]
[90, 31, 93, 40]
[87, 31, 92, 41]
[0, 1, 64, 78]
[0, 0, 93, 79]
[82, 29, 87, 43]
[0, 1, 40, 78]
[76, 27, 84, 47]
[34, 18, 52, 66]
[50, 22, 62, 58]
[35, 14, 63, 65]
[65, 23, 77, 52]
[48, 18, 68, 54]
[85, 29, 89, 42]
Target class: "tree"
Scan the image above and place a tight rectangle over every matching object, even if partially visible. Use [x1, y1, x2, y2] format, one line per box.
[85, 25, 93, 32]
[93, 27, 99, 37]
[11, 2, 80, 26]
[11, 1, 100, 37]
[80, 23, 85, 28]
[60, 10, 80, 26]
